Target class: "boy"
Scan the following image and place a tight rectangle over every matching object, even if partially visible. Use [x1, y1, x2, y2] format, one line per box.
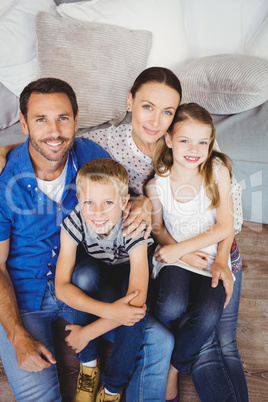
[55, 158, 153, 402]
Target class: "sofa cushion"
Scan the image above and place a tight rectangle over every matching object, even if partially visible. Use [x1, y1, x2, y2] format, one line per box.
[35, 11, 152, 129]
[175, 54, 268, 114]
[56, 0, 191, 69]
[0, 82, 19, 129]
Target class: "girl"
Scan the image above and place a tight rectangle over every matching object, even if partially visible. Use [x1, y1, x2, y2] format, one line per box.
[146, 102, 236, 400]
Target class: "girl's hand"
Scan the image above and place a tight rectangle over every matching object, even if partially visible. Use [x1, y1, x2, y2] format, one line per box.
[154, 244, 182, 264]
[121, 195, 152, 239]
[211, 261, 234, 308]
[181, 251, 210, 269]
[109, 291, 147, 326]
[65, 324, 89, 354]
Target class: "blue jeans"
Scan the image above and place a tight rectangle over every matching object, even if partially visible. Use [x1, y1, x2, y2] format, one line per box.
[73, 256, 148, 393]
[154, 266, 226, 373]
[191, 270, 249, 402]
[0, 274, 173, 401]
[0, 279, 93, 402]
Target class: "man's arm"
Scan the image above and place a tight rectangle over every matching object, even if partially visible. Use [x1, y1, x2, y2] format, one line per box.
[0, 239, 56, 372]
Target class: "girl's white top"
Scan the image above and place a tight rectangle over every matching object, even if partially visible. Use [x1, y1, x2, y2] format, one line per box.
[152, 161, 232, 279]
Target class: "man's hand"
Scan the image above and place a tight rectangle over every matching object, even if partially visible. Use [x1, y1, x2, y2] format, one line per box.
[211, 261, 234, 308]
[181, 251, 210, 269]
[108, 291, 147, 326]
[14, 332, 56, 372]
[122, 195, 152, 239]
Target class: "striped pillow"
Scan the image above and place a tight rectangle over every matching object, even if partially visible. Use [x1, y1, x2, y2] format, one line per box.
[35, 11, 152, 128]
[176, 54, 268, 114]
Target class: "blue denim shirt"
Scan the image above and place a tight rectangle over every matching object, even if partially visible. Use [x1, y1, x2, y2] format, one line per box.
[0, 137, 109, 310]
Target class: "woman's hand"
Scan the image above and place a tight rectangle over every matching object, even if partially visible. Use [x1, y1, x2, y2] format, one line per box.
[121, 195, 152, 239]
[181, 251, 210, 269]
[211, 261, 234, 308]
[0, 153, 7, 174]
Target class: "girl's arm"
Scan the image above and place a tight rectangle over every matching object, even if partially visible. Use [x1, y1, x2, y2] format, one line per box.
[211, 231, 235, 307]
[154, 165, 234, 264]
[0, 142, 23, 173]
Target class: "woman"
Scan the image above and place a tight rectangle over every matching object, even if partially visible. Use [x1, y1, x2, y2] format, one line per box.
[0, 67, 247, 401]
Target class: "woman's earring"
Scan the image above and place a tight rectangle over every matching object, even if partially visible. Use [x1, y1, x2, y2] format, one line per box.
[127, 107, 130, 111]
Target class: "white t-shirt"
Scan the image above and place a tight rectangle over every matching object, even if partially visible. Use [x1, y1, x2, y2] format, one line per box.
[152, 163, 232, 279]
[36, 155, 69, 203]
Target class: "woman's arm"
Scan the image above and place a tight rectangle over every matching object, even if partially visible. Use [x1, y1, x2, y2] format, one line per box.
[121, 194, 153, 239]
[0, 143, 23, 173]
[154, 165, 234, 264]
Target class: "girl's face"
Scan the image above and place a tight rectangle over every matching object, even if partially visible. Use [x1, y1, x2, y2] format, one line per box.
[165, 120, 212, 170]
[127, 82, 181, 147]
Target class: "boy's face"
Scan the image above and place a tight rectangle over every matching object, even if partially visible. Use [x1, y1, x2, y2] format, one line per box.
[78, 180, 129, 236]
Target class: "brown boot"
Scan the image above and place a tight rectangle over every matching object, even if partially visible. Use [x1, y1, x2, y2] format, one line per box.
[95, 385, 123, 402]
[73, 362, 100, 402]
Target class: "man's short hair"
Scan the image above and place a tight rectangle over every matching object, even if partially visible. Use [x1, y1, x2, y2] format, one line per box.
[76, 159, 129, 198]
[20, 77, 78, 120]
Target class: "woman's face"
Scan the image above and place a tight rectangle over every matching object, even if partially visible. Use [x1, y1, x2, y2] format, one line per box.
[127, 82, 181, 147]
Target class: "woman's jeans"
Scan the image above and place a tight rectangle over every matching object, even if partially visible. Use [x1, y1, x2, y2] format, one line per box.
[191, 269, 249, 402]
[154, 265, 226, 373]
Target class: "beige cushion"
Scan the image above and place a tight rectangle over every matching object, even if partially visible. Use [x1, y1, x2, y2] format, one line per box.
[175, 54, 268, 114]
[35, 11, 152, 128]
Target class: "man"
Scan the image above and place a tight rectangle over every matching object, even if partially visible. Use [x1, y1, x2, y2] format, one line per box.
[0, 78, 173, 401]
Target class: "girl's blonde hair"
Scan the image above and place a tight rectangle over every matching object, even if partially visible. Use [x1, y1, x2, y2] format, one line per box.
[153, 103, 232, 208]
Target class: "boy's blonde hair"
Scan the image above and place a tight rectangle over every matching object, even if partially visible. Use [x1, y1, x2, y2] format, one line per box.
[76, 158, 129, 198]
[153, 103, 232, 209]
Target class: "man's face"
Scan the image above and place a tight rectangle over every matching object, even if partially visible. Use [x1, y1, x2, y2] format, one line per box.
[20, 92, 78, 163]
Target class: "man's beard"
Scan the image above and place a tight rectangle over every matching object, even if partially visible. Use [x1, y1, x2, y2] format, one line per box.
[29, 134, 75, 162]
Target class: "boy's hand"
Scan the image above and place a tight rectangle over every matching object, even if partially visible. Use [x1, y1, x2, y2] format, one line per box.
[122, 195, 152, 239]
[65, 324, 88, 354]
[181, 251, 209, 269]
[109, 291, 147, 325]
[211, 261, 234, 308]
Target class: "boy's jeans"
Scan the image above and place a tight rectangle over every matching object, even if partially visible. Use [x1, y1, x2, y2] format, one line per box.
[0, 274, 173, 401]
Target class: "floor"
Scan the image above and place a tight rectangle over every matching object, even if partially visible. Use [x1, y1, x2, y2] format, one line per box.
[1, 222, 268, 401]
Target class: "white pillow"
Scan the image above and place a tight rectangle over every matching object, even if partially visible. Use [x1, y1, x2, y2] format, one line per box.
[56, 0, 191, 69]
[0, 83, 19, 129]
[36, 12, 152, 129]
[175, 54, 268, 114]
[0, 0, 57, 96]
[181, 0, 268, 59]
[246, 16, 268, 60]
